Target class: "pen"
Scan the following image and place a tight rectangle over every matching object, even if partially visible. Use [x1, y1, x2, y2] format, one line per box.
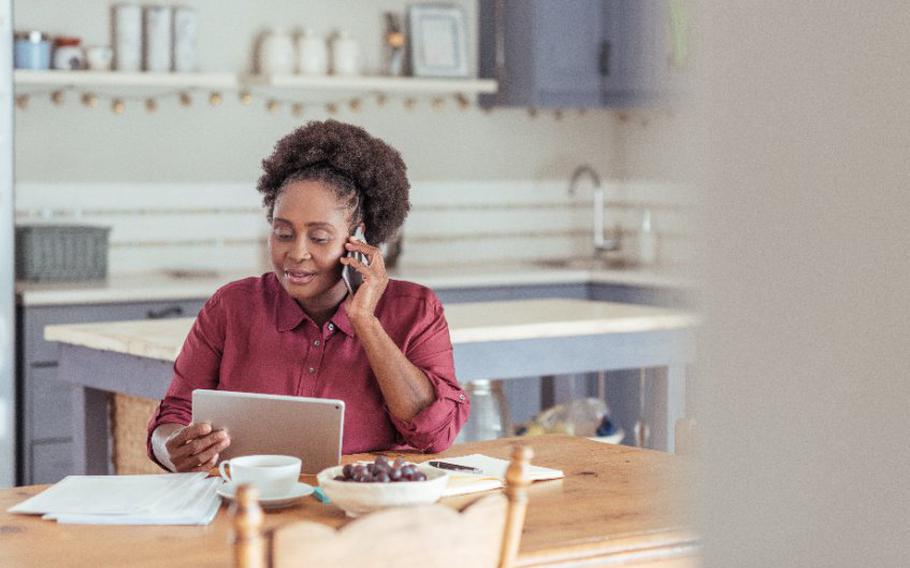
[427, 461, 484, 474]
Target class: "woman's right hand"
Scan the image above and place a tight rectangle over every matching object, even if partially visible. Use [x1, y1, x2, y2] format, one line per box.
[162, 422, 231, 473]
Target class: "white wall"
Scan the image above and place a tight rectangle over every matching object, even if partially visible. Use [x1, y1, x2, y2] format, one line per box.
[696, 2, 910, 566]
[13, 0, 617, 183]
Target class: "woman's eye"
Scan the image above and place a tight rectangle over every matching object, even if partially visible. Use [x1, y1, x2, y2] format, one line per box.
[310, 234, 332, 244]
[272, 228, 294, 240]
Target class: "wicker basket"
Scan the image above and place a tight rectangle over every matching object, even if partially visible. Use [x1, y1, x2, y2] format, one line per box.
[111, 394, 163, 475]
[15, 224, 110, 281]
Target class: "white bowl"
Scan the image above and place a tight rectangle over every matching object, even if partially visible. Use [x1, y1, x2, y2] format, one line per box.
[316, 463, 449, 517]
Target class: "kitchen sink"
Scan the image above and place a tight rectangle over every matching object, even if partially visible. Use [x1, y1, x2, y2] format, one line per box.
[534, 256, 638, 270]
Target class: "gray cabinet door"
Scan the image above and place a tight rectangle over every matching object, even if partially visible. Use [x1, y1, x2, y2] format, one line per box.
[601, 0, 672, 106]
[19, 298, 205, 484]
[28, 364, 74, 440]
[480, 0, 603, 108]
[481, 0, 675, 108]
[531, 0, 604, 107]
[31, 440, 74, 485]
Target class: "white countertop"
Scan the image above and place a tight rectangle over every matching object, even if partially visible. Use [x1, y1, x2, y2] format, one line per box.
[44, 298, 699, 361]
[17, 264, 697, 306]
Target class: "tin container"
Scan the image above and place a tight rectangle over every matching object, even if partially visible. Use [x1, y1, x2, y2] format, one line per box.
[14, 31, 51, 70]
[112, 4, 142, 71]
[143, 5, 172, 72]
[172, 6, 197, 72]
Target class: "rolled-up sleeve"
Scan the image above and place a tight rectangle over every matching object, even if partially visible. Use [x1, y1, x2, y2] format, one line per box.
[146, 290, 226, 464]
[388, 300, 469, 453]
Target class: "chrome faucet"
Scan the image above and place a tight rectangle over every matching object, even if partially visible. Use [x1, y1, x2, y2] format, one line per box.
[568, 165, 620, 254]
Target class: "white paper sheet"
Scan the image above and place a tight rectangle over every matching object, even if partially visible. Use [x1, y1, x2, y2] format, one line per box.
[9, 473, 222, 525]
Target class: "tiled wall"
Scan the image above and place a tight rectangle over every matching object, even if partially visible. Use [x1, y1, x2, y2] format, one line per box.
[15, 180, 695, 275]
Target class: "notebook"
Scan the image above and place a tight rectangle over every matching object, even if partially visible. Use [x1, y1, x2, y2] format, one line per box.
[437, 454, 564, 497]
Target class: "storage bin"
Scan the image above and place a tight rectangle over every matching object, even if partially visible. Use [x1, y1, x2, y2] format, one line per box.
[15, 224, 111, 282]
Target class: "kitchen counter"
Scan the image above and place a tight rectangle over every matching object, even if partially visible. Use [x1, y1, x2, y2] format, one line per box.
[44, 298, 698, 361]
[16, 264, 697, 306]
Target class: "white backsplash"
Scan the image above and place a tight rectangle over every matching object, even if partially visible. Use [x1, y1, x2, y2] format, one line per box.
[15, 180, 694, 276]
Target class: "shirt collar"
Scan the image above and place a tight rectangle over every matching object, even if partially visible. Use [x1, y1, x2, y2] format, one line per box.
[272, 274, 354, 337]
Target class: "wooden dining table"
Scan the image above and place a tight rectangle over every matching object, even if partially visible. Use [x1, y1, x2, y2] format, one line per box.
[0, 435, 699, 568]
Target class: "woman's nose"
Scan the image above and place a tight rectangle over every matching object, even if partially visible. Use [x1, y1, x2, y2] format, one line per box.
[290, 239, 312, 261]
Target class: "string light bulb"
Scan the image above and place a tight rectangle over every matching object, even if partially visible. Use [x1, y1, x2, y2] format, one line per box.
[145, 98, 158, 113]
[15, 94, 29, 110]
[454, 93, 470, 110]
[239, 91, 253, 105]
[266, 99, 280, 113]
[325, 102, 338, 115]
[348, 98, 362, 112]
[375, 93, 388, 107]
[179, 92, 192, 107]
[527, 107, 538, 118]
[112, 98, 126, 114]
[553, 109, 564, 121]
[403, 97, 416, 110]
[81, 93, 98, 108]
[291, 103, 304, 117]
[50, 90, 65, 105]
[431, 96, 445, 111]
[209, 91, 222, 106]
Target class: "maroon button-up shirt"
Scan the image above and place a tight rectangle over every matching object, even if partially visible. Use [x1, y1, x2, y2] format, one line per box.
[147, 273, 469, 464]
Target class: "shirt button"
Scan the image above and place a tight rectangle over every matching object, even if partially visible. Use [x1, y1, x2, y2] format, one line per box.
[308, 367, 316, 374]
[313, 339, 321, 347]
[459, 394, 466, 401]
[327, 323, 335, 332]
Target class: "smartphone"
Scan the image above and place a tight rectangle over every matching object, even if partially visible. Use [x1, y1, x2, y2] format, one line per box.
[342, 227, 368, 295]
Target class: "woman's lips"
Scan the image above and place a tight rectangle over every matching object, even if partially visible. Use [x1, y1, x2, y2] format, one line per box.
[284, 269, 317, 286]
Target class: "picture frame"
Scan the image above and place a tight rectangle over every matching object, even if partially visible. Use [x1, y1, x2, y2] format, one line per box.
[407, 4, 469, 78]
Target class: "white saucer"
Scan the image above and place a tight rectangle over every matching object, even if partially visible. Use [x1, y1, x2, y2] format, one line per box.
[217, 482, 314, 509]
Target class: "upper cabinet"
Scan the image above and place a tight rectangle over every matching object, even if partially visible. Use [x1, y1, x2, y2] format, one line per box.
[479, 0, 685, 108]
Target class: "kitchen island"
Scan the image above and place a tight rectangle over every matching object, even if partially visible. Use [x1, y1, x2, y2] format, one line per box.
[44, 297, 697, 475]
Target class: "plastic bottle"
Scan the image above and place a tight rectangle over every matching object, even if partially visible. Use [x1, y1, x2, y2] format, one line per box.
[638, 209, 658, 266]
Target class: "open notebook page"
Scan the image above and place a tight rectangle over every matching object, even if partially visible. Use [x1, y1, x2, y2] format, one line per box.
[439, 454, 564, 497]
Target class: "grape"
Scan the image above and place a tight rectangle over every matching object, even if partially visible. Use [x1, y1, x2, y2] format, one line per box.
[334, 457, 429, 483]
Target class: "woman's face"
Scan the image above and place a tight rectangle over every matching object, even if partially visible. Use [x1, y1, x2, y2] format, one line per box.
[268, 180, 352, 305]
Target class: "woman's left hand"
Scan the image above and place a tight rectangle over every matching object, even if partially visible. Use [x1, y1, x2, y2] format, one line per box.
[340, 236, 389, 324]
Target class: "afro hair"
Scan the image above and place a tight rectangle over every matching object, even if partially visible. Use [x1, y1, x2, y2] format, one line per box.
[257, 120, 411, 245]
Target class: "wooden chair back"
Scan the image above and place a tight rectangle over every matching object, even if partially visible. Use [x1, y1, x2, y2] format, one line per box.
[232, 445, 534, 568]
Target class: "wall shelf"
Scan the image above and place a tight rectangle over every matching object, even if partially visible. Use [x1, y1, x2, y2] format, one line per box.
[14, 70, 238, 89]
[14, 70, 498, 96]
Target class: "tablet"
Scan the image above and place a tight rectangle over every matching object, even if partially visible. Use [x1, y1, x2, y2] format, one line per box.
[191, 389, 345, 474]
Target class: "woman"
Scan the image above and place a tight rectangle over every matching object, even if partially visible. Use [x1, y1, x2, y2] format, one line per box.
[147, 120, 469, 472]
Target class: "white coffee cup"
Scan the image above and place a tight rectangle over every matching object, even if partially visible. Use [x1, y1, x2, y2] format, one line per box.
[218, 455, 301, 499]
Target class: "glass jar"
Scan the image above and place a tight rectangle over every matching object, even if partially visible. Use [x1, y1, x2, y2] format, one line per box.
[296, 28, 328, 75]
[259, 28, 295, 75]
[53, 37, 85, 70]
[14, 31, 51, 70]
[456, 380, 512, 442]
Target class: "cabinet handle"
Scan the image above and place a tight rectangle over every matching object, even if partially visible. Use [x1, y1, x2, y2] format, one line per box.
[599, 40, 611, 77]
[146, 306, 183, 319]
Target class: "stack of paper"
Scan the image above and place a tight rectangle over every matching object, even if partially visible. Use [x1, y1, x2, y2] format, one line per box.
[8, 473, 222, 525]
[439, 454, 564, 497]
